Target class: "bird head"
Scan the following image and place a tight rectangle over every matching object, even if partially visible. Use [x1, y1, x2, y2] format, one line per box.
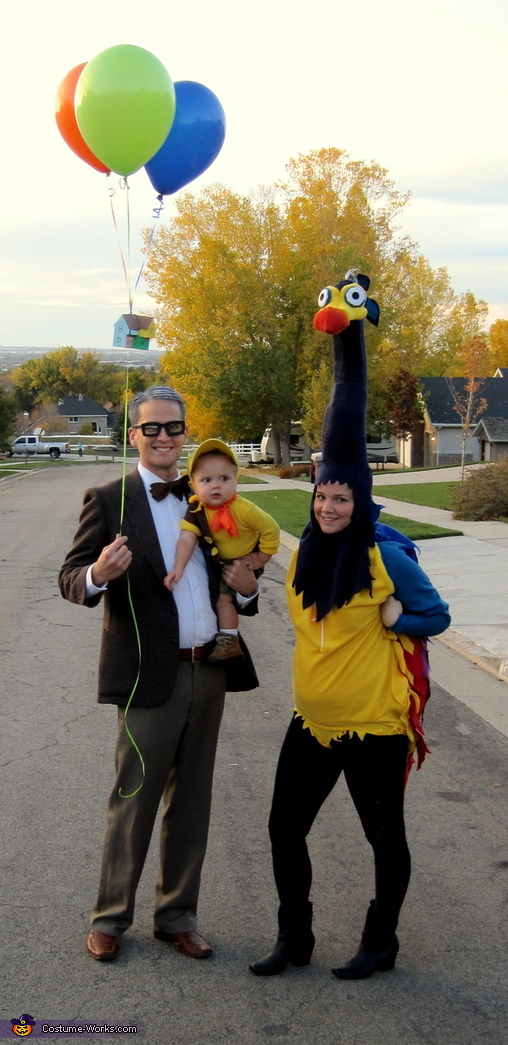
[313, 271, 380, 334]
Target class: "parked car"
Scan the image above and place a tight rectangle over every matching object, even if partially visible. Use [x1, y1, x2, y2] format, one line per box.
[310, 436, 398, 481]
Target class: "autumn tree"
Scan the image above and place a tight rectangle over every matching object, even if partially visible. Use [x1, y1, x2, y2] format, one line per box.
[145, 150, 409, 462]
[378, 368, 424, 467]
[487, 319, 508, 372]
[301, 361, 332, 450]
[446, 335, 490, 479]
[11, 348, 110, 409]
[145, 186, 307, 462]
[144, 148, 487, 462]
[10, 348, 158, 413]
[11, 356, 46, 411]
[382, 368, 424, 438]
[0, 387, 16, 451]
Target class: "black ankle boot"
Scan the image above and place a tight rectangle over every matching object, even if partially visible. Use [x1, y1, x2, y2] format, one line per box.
[332, 900, 399, 980]
[249, 928, 315, 976]
[249, 902, 314, 976]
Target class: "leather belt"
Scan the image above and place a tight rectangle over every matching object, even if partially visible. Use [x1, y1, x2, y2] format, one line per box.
[178, 641, 215, 663]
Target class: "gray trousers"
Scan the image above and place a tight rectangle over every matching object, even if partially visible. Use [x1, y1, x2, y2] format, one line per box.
[91, 661, 226, 936]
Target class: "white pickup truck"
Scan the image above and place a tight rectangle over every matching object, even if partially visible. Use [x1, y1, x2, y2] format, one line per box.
[7, 436, 71, 459]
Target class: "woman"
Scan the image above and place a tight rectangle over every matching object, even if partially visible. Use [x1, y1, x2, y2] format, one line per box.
[249, 272, 451, 979]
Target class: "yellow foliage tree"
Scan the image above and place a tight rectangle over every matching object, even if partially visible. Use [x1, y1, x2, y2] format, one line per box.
[487, 319, 508, 372]
[144, 148, 487, 461]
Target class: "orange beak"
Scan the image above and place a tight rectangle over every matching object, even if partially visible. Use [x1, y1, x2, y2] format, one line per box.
[313, 307, 350, 335]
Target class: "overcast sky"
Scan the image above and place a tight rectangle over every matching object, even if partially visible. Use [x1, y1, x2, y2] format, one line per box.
[1, 0, 507, 351]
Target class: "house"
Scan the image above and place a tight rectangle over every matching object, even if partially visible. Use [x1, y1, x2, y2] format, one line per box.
[56, 395, 110, 435]
[398, 376, 508, 467]
[473, 417, 508, 461]
[113, 314, 155, 350]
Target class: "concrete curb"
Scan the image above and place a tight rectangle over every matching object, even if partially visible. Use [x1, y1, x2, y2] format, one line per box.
[0, 468, 43, 485]
[436, 627, 508, 684]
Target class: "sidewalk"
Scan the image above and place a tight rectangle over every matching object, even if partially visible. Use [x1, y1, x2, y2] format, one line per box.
[247, 469, 508, 684]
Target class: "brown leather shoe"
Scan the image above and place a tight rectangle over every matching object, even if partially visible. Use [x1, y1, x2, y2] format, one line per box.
[86, 930, 120, 961]
[154, 929, 213, 958]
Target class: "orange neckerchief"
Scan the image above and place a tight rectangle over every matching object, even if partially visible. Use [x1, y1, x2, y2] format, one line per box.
[189, 493, 239, 538]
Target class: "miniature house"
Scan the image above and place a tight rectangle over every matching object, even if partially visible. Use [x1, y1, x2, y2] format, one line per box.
[113, 314, 156, 350]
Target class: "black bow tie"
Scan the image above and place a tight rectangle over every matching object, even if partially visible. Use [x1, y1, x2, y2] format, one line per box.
[150, 476, 188, 502]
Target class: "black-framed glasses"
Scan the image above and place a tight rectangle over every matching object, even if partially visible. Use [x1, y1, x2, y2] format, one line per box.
[133, 421, 186, 437]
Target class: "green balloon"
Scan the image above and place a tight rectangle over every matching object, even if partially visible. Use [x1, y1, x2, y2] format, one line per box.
[75, 45, 175, 177]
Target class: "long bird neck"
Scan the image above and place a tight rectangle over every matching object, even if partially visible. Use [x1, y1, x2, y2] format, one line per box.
[321, 320, 369, 470]
[332, 321, 367, 392]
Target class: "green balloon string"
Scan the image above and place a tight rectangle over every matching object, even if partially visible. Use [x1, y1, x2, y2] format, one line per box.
[118, 577, 145, 798]
[119, 366, 129, 533]
[118, 364, 146, 798]
[124, 177, 132, 314]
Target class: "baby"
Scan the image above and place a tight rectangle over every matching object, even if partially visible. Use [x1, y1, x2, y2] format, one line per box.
[164, 439, 280, 660]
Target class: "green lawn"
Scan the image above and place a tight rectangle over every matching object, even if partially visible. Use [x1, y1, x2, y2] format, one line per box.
[378, 513, 462, 540]
[242, 489, 462, 541]
[0, 458, 75, 476]
[373, 482, 459, 511]
[242, 489, 313, 537]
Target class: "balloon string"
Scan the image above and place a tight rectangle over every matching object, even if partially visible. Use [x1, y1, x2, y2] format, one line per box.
[109, 180, 133, 313]
[106, 180, 156, 794]
[124, 178, 133, 312]
[103, 181, 150, 795]
[109, 177, 161, 314]
[118, 579, 145, 798]
[118, 363, 146, 798]
[133, 195, 164, 295]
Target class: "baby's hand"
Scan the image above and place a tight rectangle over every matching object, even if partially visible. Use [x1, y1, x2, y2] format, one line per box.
[381, 595, 403, 628]
[164, 570, 181, 591]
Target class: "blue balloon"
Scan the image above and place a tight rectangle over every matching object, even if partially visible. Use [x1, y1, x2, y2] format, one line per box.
[145, 80, 226, 196]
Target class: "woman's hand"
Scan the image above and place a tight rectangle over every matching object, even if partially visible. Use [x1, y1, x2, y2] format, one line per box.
[381, 595, 403, 628]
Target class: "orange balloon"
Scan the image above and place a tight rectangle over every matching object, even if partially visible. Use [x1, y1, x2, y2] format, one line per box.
[55, 63, 111, 174]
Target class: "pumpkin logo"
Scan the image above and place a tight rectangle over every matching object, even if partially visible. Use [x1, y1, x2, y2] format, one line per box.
[11, 1015, 35, 1036]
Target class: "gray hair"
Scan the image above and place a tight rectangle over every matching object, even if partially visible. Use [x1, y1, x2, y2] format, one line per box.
[128, 385, 186, 425]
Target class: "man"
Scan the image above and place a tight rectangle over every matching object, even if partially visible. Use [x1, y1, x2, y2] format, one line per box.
[59, 386, 259, 962]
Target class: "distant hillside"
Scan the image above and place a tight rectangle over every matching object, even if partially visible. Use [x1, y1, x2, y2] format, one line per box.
[0, 345, 164, 370]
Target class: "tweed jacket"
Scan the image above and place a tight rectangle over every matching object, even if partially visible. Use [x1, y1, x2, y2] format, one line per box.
[58, 470, 259, 705]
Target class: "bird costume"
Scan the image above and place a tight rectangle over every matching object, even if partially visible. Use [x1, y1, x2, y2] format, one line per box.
[289, 271, 450, 773]
[248, 271, 450, 983]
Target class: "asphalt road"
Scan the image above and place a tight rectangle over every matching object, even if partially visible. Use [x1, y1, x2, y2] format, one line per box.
[1, 466, 507, 1044]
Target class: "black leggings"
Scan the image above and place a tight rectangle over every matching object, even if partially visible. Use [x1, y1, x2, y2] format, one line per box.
[268, 716, 411, 930]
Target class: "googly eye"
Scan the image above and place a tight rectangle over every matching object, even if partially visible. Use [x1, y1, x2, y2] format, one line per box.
[318, 287, 332, 308]
[344, 284, 367, 308]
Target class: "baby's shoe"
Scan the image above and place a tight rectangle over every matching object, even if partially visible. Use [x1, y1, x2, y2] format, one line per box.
[207, 633, 243, 661]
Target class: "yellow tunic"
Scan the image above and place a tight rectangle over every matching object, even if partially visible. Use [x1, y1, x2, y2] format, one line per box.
[286, 546, 416, 748]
